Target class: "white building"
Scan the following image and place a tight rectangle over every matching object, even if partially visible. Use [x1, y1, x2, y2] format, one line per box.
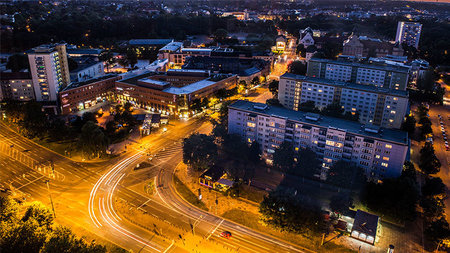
[27, 44, 70, 101]
[395, 21, 422, 49]
[228, 100, 409, 180]
[299, 27, 315, 47]
[307, 58, 410, 91]
[69, 57, 104, 83]
[278, 73, 409, 129]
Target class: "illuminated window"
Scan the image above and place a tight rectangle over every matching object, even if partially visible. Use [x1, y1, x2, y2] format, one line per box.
[247, 138, 252, 143]
[318, 89, 323, 92]
[295, 147, 299, 151]
[393, 97, 398, 101]
[375, 155, 380, 159]
[391, 110, 396, 114]
[383, 157, 390, 161]
[326, 140, 335, 146]
[385, 144, 392, 149]
[381, 162, 388, 167]
[247, 122, 256, 128]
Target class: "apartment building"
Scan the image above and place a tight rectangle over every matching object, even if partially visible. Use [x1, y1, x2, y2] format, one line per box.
[27, 43, 71, 101]
[278, 73, 408, 129]
[395, 21, 422, 49]
[307, 58, 409, 91]
[228, 100, 409, 180]
[0, 72, 35, 101]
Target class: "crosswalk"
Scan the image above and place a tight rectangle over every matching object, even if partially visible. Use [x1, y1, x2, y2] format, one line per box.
[152, 143, 182, 163]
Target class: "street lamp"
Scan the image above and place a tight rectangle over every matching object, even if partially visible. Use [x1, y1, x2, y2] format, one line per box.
[45, 180, 56, 218]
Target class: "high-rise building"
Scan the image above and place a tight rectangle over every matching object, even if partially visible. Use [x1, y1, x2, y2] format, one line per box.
[228, 100, 409, 180]
[395, 21, 422, 49]
[278, 73, 409, 129]
[307, 58, 410, 91]
[28, 43, 70, 101]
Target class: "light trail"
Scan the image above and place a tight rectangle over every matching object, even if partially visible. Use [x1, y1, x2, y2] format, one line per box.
[88, 152, 162, 252]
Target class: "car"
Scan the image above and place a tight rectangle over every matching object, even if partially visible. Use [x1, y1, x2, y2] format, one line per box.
[446, 146, 450, 151]
[219, 231, 232, 239]
[445, 141, 449, 145]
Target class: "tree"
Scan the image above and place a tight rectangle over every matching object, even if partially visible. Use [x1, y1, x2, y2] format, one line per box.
[288, 61, 307, 75]
[327, 161, 364, 189]
[68, 57, 79, 71]
[361, 168, 419, 222]
[248, 141, 261, 165]
[6, 54, 29, 72]
[321, 103, 344, 118]
[41, 227, 107, 253]
[268, 80, 279, 96]
[420, 196, 446, 218]
[420, 122, 433, 139]
[424, 217, 450, 244]
[329, 194, 354, 216]
[21, 101, 48, 139]
[182, 133, 218, 170]
[422, 177, 447, 197]
[126, 49, 138, 68]
[419, 142, 441, 175]
[78, 121, 109, 159]
[272, 141, 295, 172]
[401, 115, 416, 136]
[293, 147, 320, 178]
[0, 196, 19, 223]
[298, 101, 319, 113]
[213, 29, 228, 42]
[259, 189, 324, 234]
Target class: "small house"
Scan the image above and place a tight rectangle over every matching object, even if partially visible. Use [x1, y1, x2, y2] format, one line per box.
[350, 210, 379, 245]
[199, 167, 234, 192]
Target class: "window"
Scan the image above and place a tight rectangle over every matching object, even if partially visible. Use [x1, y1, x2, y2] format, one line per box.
[383, 157, 390, 161]
[381, 162, 388, 167]
[385, 144, 392, 149]
[375, 155, 380, 159]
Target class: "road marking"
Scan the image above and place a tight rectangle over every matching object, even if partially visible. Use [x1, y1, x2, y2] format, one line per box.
[207, 219, 224, 240]
[162, 240, 175, 253]
[137, 198, 152, 211]
[15, 175, 45, 190]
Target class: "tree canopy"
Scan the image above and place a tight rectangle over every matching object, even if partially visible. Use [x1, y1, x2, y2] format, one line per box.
[182, 133, 218, 170]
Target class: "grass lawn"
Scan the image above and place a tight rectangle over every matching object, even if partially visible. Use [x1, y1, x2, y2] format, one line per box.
[173, 175, 209, 211]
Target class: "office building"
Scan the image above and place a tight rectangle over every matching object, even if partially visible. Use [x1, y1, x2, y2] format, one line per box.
[115, 69, 237, 117]
[307, 58, 410, 91]
[395, 21, 422, 49]
[228, 100, 409, 180]
[0, 72, 35, 101]
[278, 73, 408, 129]
[27, 43, 70, 101]
[59, 74, 120, 114]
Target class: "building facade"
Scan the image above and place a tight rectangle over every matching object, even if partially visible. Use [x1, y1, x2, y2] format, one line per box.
[278, 73, 408, 129]
[115, 70, 237, 117]
[59, 74, 120, 114]
[307, 58, 410, 91]
[27, 43, 71, 101]
[228, 100, 409, 180]
[395, 21, 422, 49]
[69, 57, 105, 83]
[0, 72, 35, 101]
[343, 34, 404, 58]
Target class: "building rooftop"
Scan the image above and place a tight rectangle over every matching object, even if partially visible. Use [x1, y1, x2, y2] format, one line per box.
[310, 58, 410, 73]
[67, 48, 103, 56]
[229, 100, 408, 145]
[281, 73, 408, 98]
[118, 71, 234, 95]
[159, 41, 183, 52]
[61, 74, 119, 91]
[352, 210, 379, 238]
[129, 39, 174, 46]
[0, 72, 31, 80]
[70, 56, 102, 73]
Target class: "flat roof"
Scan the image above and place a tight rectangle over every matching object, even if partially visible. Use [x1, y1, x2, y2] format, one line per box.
[138, 78, 169, 86]
[182, 48, 213, 52]
[163, 79, 215, 95]
[62, 74, 118, 91]
[310, 58, 410, 73]
[281, 73, 408, 98]
[159, 42, 183, 52]
[118, 71, 234, 95]
[67, 48, 103, 55]
[352, 210, 379, 237]
[129, 39, 173, 46]
[229, 100, 408, 145]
